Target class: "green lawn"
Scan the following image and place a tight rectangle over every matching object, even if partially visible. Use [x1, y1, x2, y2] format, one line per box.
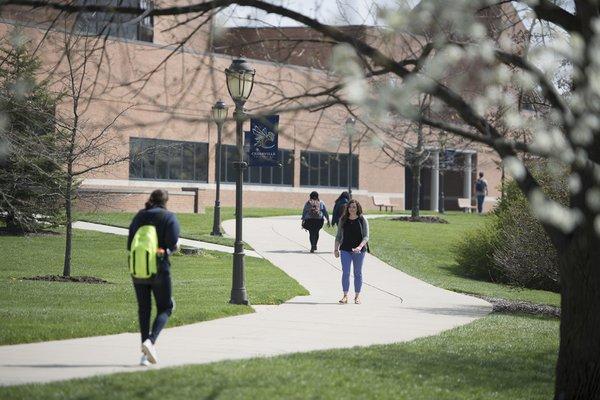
[76, 207, 300, 248]
[0, 313, 559, 400]
[344, 213, 560, 306]
[0, 229, 308, 345]
[0, 210, 561, 398]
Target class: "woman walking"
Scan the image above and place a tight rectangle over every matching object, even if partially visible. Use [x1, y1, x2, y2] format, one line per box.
[334, 199, 369, 304]
[331, 191, 350, 227]
[127, 189, 180, 366]
[301, 191, 330, 253]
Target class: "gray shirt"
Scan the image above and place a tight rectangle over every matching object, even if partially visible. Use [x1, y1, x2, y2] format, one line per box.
[301, 200, 329, 221]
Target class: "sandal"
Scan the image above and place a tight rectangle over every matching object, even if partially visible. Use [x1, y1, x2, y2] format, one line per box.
[354, 298, 361, 304]
[339, 297, 348, 304]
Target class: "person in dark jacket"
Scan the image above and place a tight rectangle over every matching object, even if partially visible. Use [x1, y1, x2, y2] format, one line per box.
[127, 189, 180, 366]
[331, 191, 350, 226]
[334, 199, 369, 304]
[301, 191, 330, 253]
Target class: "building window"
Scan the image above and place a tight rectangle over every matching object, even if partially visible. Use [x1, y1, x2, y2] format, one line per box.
[300, 150, 358, 189]
[220, 145, 294, 186]
[129, 137, 208, 182]
[76, 0, 154, 43]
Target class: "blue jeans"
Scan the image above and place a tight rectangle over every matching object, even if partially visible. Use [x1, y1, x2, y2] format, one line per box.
[476, 195, 485, 213]
[340, 250, 365, 293]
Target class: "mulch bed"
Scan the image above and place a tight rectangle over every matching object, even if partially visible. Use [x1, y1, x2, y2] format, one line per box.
[477, 295, 560, 318]
[22, 275, 111, 284]
[390, 216, 449, 224]
[179, 247, 205, 256]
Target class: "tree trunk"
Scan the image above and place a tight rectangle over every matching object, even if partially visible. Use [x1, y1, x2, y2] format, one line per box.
[62, 178, 72, 277]
[411, 164, 421, 218]
[554, 222, 600, 399]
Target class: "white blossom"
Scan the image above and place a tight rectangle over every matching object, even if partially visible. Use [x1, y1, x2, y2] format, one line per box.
[530, 188, 583, 233]
[570, 114, 598, 145]
[503, 110, 524, 129]
[568, 173, 582, 194]
[504, 156, 526, 181]
[369, 134, 385, 149]
[586, 188, 600, 211]
[574, 148, 589, 168]
[332, 44, 367, 105]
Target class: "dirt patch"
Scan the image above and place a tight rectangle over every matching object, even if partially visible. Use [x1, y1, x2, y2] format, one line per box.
[390, 216, 449, 224]
[22, 275, 111, 284]
[179, 247, 205, 256]
[477, 295, 560, 318]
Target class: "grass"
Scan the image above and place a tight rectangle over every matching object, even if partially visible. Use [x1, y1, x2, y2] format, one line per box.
[0, 228, 308, 345]
[0, 313, 559, 399]
[76, 207, 300, 249]
[0, 210, 561, 398]
[337, 212, 561, 307]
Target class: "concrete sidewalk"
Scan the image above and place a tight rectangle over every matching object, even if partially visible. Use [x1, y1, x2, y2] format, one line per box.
[72, 221, 262, 258]
[0, 216, 491, 386]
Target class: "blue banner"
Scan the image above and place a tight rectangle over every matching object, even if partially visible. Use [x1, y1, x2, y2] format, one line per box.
[245, 115, 279, 167]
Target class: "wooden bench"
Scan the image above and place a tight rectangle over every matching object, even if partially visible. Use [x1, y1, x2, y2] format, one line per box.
[458, 197, 476, 212]
[372, 195, 395, 212]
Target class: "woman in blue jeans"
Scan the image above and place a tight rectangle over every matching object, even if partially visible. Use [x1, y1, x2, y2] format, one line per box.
[334, 199, 369, 304]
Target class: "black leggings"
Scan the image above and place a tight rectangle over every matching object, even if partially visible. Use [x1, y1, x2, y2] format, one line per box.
[304, 218, 324, 248]
[133, 269, 173, 344]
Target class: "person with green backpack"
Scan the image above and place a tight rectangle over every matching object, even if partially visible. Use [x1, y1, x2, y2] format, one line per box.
[127, 189, 180, 366]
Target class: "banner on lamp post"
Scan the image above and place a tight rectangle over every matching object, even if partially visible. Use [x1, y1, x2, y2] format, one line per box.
[245, 115, 279, 167]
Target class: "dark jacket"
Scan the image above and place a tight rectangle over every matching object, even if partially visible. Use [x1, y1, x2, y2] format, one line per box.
[127, 206, 180, 270]
[332, 198, 349, 226]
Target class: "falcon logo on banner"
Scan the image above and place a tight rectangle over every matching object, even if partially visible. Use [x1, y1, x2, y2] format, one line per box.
[245, 115, 279, 167]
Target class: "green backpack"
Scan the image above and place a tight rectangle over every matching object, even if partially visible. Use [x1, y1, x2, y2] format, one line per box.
[129, 224, 160, 279]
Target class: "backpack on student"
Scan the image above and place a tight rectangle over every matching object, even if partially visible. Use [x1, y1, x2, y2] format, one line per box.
[308, 199, 323, 219]
[128, 214, 163, 279]
[475, 179, 487, 192]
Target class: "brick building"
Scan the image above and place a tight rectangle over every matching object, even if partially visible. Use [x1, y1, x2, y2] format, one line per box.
[0, 2, 522, 213]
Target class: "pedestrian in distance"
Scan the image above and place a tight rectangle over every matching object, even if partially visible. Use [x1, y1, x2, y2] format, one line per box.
[475, 172, 488, 214]
[127, 189, 180, 366]
[331, 191, 350, 227]
[334, 199, 369, 305]
[301, 191, 330, 253]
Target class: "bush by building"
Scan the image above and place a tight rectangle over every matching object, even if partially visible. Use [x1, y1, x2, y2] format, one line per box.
[453, 162, 564, 292]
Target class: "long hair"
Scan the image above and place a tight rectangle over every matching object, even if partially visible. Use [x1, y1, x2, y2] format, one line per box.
[336, 191, 350, 203]
[309, 191, 319, 200]
[145, 189, 169, 210]
[341, 199, 363, 223]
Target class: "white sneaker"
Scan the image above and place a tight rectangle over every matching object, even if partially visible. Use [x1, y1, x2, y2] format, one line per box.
[140, 354, 151, 367]
[142, 339, 158, 364]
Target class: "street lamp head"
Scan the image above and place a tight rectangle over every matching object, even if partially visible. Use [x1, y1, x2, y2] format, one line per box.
[225, 59, 256, 102]
[345, 116, 356, 136]
[212, 100, 228, 123]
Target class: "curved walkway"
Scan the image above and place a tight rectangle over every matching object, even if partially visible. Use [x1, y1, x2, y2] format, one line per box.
[0, 216, 491, 386]
[72, 221, 262, 258]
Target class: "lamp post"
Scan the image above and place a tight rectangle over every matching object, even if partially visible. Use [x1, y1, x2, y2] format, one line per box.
[211, 100, 228, 236]
[225, 59, 255, 305]
[345, 117, 356, 198]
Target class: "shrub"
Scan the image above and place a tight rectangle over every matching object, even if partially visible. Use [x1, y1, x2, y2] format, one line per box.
[491, 166, 564, 292]
[453, 161, 564, 292]
[453, 215, 502, 281]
